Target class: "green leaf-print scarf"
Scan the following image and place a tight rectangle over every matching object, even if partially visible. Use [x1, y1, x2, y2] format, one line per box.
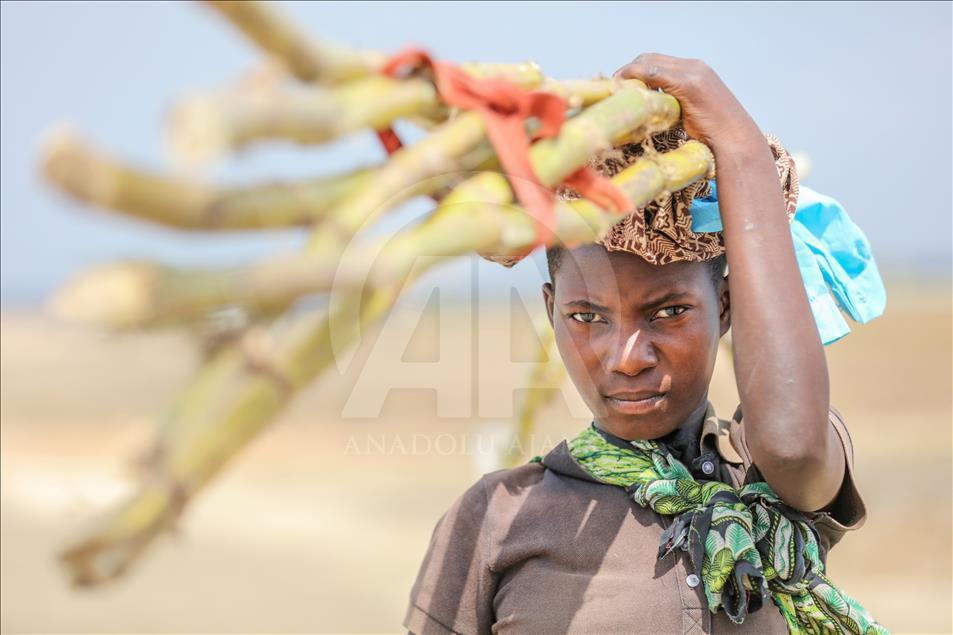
[562, 424, 888, 634]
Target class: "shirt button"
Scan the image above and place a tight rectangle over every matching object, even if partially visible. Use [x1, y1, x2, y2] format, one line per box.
[701, 460, 715, 475]
[686, 574, 701, 588]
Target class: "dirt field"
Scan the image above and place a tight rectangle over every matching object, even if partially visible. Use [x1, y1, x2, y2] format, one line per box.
[1, 278, 950, 633]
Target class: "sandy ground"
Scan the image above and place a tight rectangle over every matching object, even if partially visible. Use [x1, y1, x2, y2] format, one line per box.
[1, 279, 951, 633]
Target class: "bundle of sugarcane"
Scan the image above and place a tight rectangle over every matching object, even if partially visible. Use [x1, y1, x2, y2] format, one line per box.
[41, 0, 716, 587]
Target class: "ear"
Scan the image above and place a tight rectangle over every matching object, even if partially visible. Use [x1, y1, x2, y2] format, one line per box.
[542, 282, 556, 328]
[718, 275, 731, 337]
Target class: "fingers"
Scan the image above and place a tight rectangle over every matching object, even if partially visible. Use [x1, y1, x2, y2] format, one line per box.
[610, 55, 747, 147]
[612, 53, 685, 91]
[613, 53, 677, 76]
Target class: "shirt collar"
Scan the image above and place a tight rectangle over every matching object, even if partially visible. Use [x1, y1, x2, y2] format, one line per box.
[541, 401, 743, 485]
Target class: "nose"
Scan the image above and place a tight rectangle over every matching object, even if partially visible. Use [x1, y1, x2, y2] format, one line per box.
[604, 327, 658, 376]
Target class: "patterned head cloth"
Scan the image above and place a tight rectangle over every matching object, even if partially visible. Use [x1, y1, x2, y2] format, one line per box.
[480, 129, 800, 267]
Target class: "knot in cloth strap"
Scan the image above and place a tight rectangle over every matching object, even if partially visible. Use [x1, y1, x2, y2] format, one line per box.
[376, 46, 632, 249]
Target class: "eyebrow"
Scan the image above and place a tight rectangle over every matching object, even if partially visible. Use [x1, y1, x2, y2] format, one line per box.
[562, 299, 611, 313]
[641, 291, 694, 310]
[561, 291, 695, 314]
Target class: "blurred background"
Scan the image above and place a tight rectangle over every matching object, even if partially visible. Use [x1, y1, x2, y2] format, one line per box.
[2, 1, 950, 633]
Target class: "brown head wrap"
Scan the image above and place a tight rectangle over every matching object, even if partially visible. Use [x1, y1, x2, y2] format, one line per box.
[481, 129, 799, 267]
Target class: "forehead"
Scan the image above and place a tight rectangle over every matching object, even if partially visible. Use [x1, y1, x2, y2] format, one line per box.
[554, 244, 709, 300]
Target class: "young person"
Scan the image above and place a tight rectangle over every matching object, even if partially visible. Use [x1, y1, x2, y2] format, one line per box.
[403, 54, 886, 634]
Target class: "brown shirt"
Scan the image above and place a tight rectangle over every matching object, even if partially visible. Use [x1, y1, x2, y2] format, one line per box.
[403, 403, 866, 634]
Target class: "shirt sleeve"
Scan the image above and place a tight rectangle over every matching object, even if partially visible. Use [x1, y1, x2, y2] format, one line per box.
[403, 476, 498, 635]
[731, 404, 867, 558]
[806, 406, 867, 554]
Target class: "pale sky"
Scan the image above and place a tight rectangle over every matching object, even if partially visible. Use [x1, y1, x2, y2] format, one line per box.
[2, 1, 950, 305]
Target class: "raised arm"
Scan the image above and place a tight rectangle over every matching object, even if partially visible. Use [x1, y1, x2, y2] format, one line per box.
[614, 54, 844, 511]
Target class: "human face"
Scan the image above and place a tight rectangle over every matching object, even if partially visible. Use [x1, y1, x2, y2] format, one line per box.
[542, 244, 730, 441]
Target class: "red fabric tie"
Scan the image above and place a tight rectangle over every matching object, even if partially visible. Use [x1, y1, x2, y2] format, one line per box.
[376, 47, 633, 250]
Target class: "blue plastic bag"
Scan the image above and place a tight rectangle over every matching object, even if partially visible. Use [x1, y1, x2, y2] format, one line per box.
[689, 181, 886, 345]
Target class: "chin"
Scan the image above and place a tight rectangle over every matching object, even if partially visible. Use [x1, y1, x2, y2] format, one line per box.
[586, 387, 706, 441]
[604, 416, 679, 441]
[597, 398, 679, 441]
[602, 390, 712, 441]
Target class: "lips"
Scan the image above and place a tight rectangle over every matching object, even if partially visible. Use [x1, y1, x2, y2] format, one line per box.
[605, 390, 665, 401]
[602, 390, 667, 415]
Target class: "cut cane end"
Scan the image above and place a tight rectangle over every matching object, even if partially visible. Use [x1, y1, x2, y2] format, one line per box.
[166, 96, 231, 167]
[58, 522, 163, 588]
[59, 539, 122, 588]
[58, 482, 184, 587]
[38, 124, 82, 168]
[50, 263, 156, 329]
[39, 127, 121, 204]
[38, 125, 80, 186]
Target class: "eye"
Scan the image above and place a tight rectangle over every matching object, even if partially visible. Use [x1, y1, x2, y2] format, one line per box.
[569, 312, 607, 324]
[651, 306, 688, 320]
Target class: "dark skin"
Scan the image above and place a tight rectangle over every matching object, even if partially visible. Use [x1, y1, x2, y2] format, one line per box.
[543, 54, 845, 513]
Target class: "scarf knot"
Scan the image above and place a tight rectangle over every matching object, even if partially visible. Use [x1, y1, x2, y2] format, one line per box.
[566, 425, 888, 633]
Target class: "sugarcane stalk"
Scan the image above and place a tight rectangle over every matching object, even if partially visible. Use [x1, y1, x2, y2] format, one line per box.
[168, 76, 448, 164]
[48, 107, 528, 328]
[50, 250, 361, 330]
[202, 0, 388, 83]
[379, 139, 716, 270]
[541, 77, 635, 108]
[55, 142, 713, 583]
[356, 82, 681, 254]
[51, 129, 710, 333]
[51, 83, 677, 329]
[302, 140, 714, 295]
[41, 129, 377, 230]
[304, 80, 660, 240]
[57, 139, 714, 585]
[165, 73, 630, 165]
[386, 76, 629, 136]
[50, 110, 503, 328]
[502, 312, 565, 468]
[203, 0, 548, 88]
[58, 258, 435, 585]
[52, 84, 683, 328]
[49, 107, 505, 327]
[45, 76, 629, 226]
[50, 2, 707, 584]
[272, 83, 680, 275]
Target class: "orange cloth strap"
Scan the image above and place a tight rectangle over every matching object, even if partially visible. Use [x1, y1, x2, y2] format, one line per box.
[377, 47, 633, 249]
